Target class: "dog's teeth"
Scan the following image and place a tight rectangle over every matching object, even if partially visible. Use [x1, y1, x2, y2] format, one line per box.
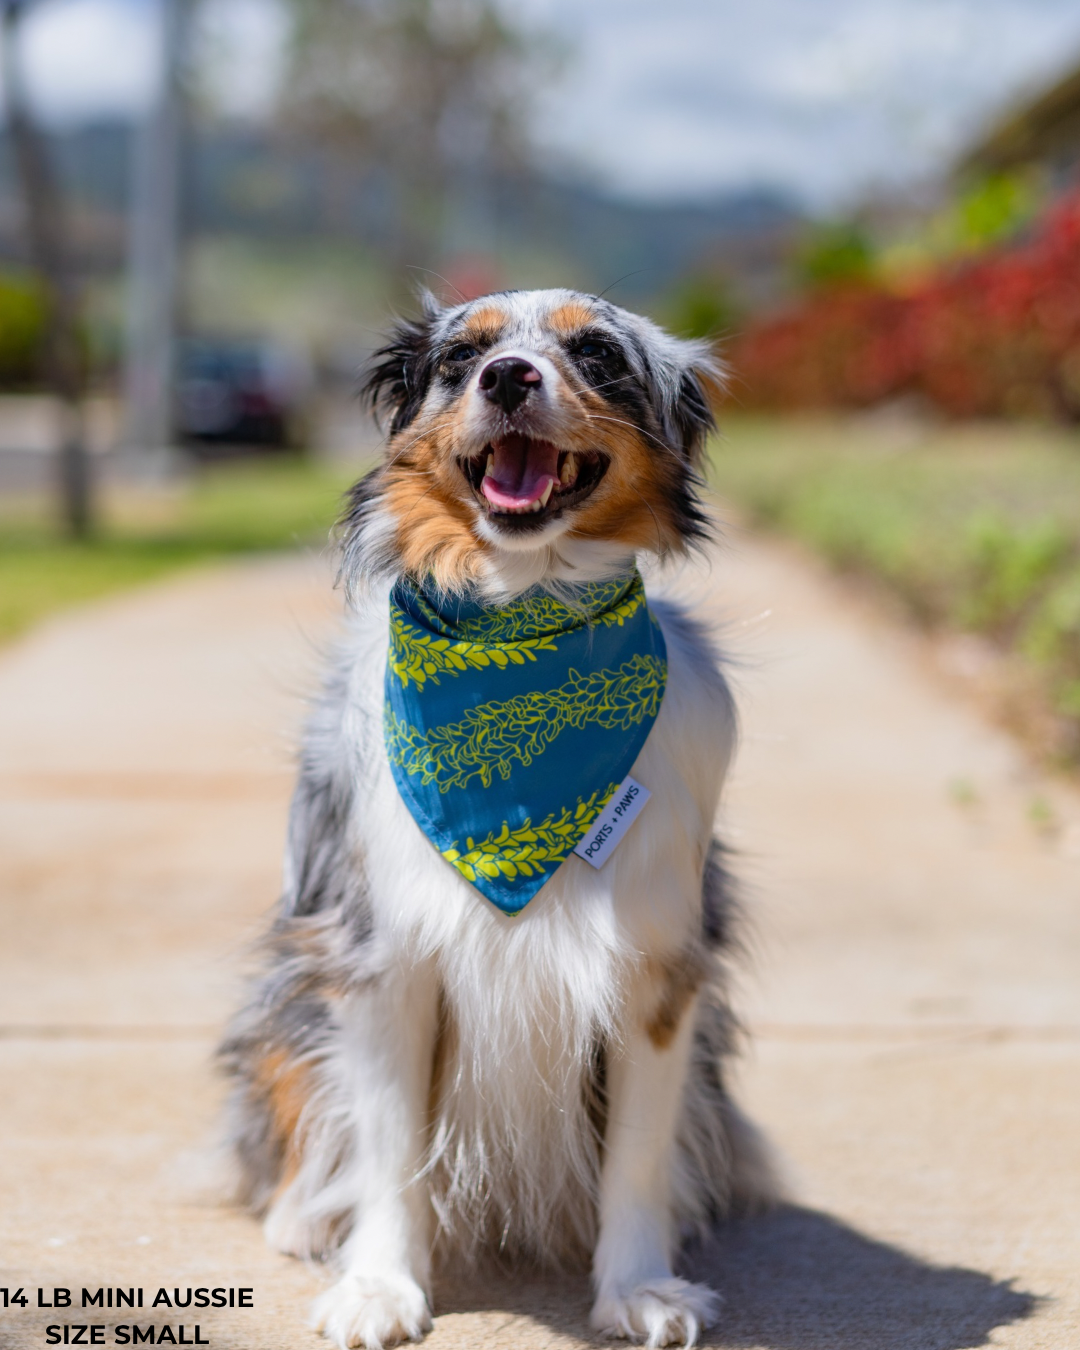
[484, 452, 494, 477]
[560, 453, 577, 486]
[489, 492, 550, 515]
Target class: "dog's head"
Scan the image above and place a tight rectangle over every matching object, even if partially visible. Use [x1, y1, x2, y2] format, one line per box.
[341, 288, 722, 597]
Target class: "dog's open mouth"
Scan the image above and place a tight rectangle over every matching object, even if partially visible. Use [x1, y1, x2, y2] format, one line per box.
[461, 435, 609, 528]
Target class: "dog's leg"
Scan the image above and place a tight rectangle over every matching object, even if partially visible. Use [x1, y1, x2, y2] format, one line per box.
[590, 995, 720, 1349]
[312, 961, 438, 1350]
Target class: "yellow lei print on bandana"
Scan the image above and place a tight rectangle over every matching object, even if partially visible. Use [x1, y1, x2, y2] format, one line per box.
[384, 653, 666, 792]
[445, 579, 647, 643]
[440, 782, 621, 888]
[388, 612, 559, 691]
[387, 578, 648, 691]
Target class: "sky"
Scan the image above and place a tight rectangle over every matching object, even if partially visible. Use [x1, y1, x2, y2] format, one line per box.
[7, 0, 1080, 210]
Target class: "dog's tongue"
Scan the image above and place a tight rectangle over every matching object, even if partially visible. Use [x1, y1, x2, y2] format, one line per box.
[481, 435, 559, 509]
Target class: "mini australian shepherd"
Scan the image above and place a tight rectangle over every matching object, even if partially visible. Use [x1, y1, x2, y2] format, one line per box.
[219, 288, 778, 1349]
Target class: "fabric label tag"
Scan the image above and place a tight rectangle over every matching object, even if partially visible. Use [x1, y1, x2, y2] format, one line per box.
[574, 776, 651, 869]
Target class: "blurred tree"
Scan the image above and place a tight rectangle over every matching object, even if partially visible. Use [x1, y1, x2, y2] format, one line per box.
[796, 221, 875, 290]
[0, 271, 47, 385]
[122, 0, 191, 463]
[278, 0, 545, 281]
[0, 0, 91, 535]
[661, 272, 743, 341]
[869, 173, 1044, 290]
[952, 171, 1041, 251]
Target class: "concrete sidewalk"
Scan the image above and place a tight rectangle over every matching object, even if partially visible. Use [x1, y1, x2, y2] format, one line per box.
[1, 536, 1078, 1350]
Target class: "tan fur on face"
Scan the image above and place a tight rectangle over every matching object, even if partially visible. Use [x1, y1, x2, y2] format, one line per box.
[379, 373, 691, 583]
[543, 313, 696, 555]
[380, 428, 494, 592]
[548, 300, 600, 337]
[562, 393, 689, 555]
[373, 299, 697, 585]
[457, 307, 508, 347]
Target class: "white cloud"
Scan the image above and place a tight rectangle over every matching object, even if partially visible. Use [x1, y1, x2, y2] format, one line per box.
[1, 0, 286, 125]
[6, 0, 1080, 206]
[11, 0, 160, 121]
[194, 0, 288, 121]
[513, 0, 1080, 206]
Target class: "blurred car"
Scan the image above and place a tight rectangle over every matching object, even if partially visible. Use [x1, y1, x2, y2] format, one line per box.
[177, 337, 313, 454]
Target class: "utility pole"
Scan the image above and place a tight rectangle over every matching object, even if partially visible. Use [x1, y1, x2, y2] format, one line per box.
[122, 0, 190, 463]
[0, 0, 91, 536]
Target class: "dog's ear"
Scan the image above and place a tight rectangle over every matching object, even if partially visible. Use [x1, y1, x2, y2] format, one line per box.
[660, 339, 724, 465]
[626, 317, 724, 466]
[362, 290, 443, 436]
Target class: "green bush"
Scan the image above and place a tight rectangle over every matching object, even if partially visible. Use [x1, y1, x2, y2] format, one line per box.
[1021, 569, 1080, 717]
[0, 272, 48, 387]
[957, 513, 1070, 632]
[795, 223, 875, 289]
[952, 172, 1040, 251]
[659, 274, 742, 340]
[710, 416, 1080, 764]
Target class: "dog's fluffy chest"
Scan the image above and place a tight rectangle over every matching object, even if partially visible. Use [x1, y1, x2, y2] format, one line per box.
[302, 584, 734, 1257]
[341, 585, 735, 966]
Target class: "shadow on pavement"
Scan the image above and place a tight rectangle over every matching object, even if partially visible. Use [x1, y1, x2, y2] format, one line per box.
[683, 1205, 1036, 1350]
[431, 1205, 1034, 1349]
[432, 1265, 595, 1339]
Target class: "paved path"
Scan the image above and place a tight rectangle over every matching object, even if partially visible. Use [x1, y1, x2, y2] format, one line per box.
[1, 534, 1078, 1350]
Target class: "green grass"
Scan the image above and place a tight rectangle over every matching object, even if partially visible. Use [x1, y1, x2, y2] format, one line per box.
[0, 455, 360, 645]
[709, 415, 1080, 762]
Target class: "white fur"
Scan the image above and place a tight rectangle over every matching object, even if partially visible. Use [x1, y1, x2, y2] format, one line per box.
[264, 576, 735, 1347]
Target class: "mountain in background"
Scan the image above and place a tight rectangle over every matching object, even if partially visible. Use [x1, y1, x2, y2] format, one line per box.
[0, 118, 802, 325]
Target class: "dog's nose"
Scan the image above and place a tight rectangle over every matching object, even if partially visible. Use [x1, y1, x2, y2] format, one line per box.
[478, 357, 542, 415]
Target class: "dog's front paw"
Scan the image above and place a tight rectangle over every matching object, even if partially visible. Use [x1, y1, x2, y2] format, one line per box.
[590, 1278, 720, 1349]
[313, 1274, 432, 1350]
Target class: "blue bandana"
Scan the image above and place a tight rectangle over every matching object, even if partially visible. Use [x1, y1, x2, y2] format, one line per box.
[383, 569, 667, 915]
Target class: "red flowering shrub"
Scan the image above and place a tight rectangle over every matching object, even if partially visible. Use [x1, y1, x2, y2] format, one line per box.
[730, 190, 1080, 420]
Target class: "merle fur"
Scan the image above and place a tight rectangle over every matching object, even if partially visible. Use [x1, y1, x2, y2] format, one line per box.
[355, 292, 717, 562]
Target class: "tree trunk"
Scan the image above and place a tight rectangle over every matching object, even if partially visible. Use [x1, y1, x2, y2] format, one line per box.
[1, 0, 91, 537]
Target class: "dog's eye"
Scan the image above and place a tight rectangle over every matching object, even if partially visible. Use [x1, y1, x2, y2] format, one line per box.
[446, 344, 480, 363]
[572, 339, 610, 361]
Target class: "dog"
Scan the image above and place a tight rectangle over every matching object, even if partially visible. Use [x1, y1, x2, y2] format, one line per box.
[219, 288, 777, 1349]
